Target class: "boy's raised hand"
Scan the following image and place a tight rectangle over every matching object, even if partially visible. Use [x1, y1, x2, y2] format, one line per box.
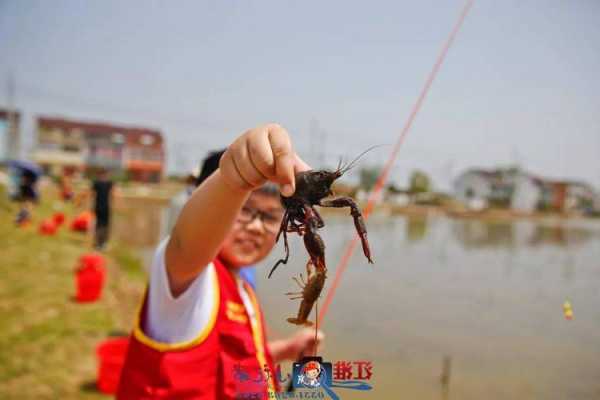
[219, 124, 310, 197]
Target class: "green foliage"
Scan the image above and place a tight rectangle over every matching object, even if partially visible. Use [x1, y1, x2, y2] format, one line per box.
[409, 170, 431, 194]
[359, 166, 382, 191]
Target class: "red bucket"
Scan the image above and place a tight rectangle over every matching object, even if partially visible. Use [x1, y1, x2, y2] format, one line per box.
[71, 211, 93, 232]
[96, 337, 129, 394]
[75, 253, 106, 302]
[53, 212, 65, 226]
[39, 219, 57, 235]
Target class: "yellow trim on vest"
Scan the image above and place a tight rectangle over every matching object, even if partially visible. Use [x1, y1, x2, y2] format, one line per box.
[244, 283, 277, 396]
[132, 264, 220, 352]
[226, 308, 248, 324]
[226, 301, 245, 313]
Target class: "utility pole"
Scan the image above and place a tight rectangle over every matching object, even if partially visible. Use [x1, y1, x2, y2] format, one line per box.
[319, 128, 326, 168]
[6, 72, 19, 159]
[511, 145, 522, 170]
[309, 117, 319, 167]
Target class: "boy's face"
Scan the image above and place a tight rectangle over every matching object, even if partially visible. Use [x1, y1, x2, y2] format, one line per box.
[219, 191, 284, 268]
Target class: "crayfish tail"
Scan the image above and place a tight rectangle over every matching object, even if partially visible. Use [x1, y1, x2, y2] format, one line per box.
[287, 317, 314, 327]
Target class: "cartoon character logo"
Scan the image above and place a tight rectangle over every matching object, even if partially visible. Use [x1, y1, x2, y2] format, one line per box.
[293, 356, 332, 390]
[299, 360, 323, 388]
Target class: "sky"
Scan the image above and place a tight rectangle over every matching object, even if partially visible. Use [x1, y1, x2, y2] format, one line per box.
[0, 0, 599, 190]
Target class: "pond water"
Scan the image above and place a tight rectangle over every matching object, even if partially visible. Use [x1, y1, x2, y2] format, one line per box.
[256, 216, 600, 400]
[113, 196, 600, 399]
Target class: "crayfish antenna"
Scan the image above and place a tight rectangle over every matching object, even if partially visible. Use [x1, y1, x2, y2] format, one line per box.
[339, 144, 387, 175]
[335, 157, 343, 173]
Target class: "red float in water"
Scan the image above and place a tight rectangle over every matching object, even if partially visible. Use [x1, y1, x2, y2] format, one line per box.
[96, 337, 129, 394]
[75, 253, 106, 302]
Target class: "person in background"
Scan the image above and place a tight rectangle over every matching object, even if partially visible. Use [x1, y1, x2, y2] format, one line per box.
[118, 124, 323, 399]
[59, 171, 74, 202]
[91, 168, 114, 250]
[163, 166, 201, 239]
[14, 170, 38, 226]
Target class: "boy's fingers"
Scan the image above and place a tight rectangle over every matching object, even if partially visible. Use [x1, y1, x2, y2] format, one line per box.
[247, 130, 276, 178]
[219, 149, 253, 191]
[267, 124, 295, 196]
[231, 138, 267, 186]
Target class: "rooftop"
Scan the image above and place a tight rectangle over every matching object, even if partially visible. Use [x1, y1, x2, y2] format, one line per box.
[37, 116, 162, 143]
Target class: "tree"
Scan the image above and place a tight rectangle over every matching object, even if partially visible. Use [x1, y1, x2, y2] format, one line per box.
[409, 170, 431, 194]
[359, 166, 381, 191]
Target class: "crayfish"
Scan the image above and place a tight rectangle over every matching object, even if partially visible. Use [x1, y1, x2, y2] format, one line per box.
[269, 148, 376, 326]
[269, 147, 376, 280]
[286, 259, 327, 326]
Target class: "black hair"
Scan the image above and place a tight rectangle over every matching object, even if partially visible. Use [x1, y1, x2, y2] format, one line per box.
[195, 149, 226, 187]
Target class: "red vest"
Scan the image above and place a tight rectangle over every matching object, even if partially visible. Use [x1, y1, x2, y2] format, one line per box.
[117, 258, 278, 399]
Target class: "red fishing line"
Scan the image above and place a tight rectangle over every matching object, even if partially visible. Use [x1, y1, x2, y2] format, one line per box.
[318, 0, 476, 326]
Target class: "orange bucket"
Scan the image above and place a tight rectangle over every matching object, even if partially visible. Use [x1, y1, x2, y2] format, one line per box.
[75, 253, 106, 302]
[96, 337, 129, 394]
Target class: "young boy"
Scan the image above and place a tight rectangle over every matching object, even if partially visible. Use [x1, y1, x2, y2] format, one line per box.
[118, 124, 323, 399]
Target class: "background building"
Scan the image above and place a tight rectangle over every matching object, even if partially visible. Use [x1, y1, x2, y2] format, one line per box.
[454, 167, 598, 214]
[31, 116, 164, 182]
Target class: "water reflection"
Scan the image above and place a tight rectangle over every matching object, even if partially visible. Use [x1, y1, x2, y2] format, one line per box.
[112, 199, 598, 265]
[528, 224, 593, 247]
[450, 219, 595, 249]
[406, 216, 428, 242]
[371, 215, 597, 251]
[452, 220, 515, 249]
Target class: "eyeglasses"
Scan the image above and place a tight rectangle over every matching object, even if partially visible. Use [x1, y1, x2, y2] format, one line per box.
[237, 206, 283, 234]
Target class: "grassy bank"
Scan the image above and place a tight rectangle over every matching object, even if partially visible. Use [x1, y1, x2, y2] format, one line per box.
[0, 187, 146, 399]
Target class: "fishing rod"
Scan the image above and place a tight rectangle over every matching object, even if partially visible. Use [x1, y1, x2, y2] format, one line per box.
[318, 0, 476, 326]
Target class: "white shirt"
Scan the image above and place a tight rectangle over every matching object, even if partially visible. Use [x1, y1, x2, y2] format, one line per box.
[146, 238, 256, 343]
